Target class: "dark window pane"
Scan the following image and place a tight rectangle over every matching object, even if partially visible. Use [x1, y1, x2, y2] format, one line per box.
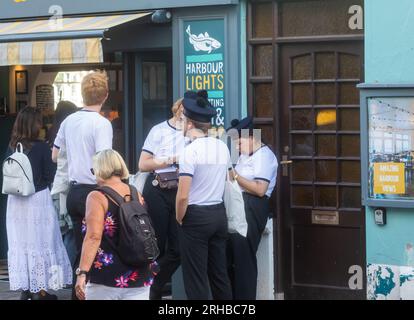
[315, 52, 336, 79]
[292, 135, 313, 156]
[257, 125, 274, 148]
[316, 186, 337, 208]
[280, 0, 364, 37]
[292, 84, 312, 105]
[339, 83, 359, 105]
[340, 161, 361, 183]
[339, 108, 360, 131]
[317, 135, 337, 156]
[316, 109, 337, 131]
[292, 186, 313, 207]
[340, 135, 360, 157]
[315, 83, 336, 105]
[292, 161, 313, 182]
[316, 161, 337, 182]
[254, 84, 273, 117]
[340, 187, 361, 209]
[254, 45, 273, 77]
[142, 62, 167, 101]
[292, 109, 313, 130]
[292, 54, 312, 80]
[252, 2, 273, 38]
[339, 53, 360, 79]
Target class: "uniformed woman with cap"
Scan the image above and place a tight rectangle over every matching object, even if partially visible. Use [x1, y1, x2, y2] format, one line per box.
[138, 97, 187, 300]
[227, 117, 278, 300]
[176, 95, 232, 300]
[138, 91, 204, 299]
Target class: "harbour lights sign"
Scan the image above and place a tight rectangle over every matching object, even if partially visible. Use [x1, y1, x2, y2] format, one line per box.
[184, 19, 225, 128]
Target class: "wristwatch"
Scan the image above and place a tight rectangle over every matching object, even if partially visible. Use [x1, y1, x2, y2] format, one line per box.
[75, 268, 88, 276]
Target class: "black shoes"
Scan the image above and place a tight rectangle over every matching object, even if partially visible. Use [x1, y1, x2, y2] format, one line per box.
[31, 291, 58, 300]
[149, 287, 162, 300]
[20, 290, 32, 300]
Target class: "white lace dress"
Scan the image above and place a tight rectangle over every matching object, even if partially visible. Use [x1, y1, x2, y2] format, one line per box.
[6, 188, 73, 293]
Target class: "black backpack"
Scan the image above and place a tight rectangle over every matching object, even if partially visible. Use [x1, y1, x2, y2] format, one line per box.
[97, 185, 159, 267]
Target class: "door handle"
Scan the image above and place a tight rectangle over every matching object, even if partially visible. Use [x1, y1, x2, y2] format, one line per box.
[281, 155, 292, 176]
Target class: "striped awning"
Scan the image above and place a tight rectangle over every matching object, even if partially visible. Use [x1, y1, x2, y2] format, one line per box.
[0, 12, 151, 66]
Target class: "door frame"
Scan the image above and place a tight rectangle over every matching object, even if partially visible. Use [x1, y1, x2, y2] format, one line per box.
[122, 50, 172, 171]
[246, 0, 365, 299]
[278, 41, 365, 300]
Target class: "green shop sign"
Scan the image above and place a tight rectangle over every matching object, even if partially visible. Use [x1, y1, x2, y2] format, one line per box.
[184, 19, 225, 128]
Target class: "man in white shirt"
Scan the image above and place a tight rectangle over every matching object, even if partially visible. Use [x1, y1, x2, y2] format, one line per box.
[52, 71, 113, 299]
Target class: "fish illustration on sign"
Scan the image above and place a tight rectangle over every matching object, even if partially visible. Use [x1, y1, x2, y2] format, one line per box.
[186, 25, 221, 54]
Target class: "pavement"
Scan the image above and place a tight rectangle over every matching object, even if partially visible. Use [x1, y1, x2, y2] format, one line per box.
[0, 260, 72, 300]
[0, 260, 172, 300]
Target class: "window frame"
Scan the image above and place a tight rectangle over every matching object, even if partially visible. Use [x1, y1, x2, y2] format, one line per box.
[359, 84, 414, 208]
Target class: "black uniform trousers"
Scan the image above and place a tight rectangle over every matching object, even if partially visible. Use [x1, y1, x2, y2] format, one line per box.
[227, 193, 270, 300]
[143, 174, 180, 297]
[179, 203, 232, 300]
[66, 183, 97, 300]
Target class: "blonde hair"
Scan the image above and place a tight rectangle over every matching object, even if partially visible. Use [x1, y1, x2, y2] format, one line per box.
[171, 98, 184, 117]
[92, 149, 129, 181]
[81, 71, 109, 106]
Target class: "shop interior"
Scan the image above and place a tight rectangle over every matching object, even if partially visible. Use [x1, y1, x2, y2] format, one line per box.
[0, 11, 173, 259]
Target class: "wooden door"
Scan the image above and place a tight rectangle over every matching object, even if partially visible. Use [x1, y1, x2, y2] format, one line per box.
[279, 41, 365, 299]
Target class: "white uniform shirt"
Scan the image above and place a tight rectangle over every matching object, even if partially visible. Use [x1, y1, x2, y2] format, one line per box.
[142, 120, 187, 174]
[235, 145, 278, 197]
[54, 110, 113, 185]
[179, 137, 231, 206]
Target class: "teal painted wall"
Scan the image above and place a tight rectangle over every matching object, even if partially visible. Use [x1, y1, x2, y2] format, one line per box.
[366, 0, 414, 85]
[365, 0, 414, 268]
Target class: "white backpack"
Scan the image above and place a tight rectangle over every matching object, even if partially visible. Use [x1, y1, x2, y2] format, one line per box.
[2, 143, 35, 196]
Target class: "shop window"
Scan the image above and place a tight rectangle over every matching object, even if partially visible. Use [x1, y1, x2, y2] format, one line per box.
[142, 62, 167, 101]
[367, 97, 414, 201]
[53, 71, 91, 109]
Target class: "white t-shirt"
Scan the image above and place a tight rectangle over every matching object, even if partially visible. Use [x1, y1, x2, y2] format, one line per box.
[54, 110, 113, 185]
[235, 145, 278, 197]
[179, 137, 231, 206]
[142, 120, 187, 174]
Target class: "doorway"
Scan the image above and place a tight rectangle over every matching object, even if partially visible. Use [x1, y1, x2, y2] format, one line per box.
[279, 42, 365, 299]
[247, 0, 365, 299]
[123, 50, 172, 171]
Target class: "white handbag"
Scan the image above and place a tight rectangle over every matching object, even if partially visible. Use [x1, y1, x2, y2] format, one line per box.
[2, 142, 36, 196]
[223, 167, 248, 237]
[129, 171, 150, 194]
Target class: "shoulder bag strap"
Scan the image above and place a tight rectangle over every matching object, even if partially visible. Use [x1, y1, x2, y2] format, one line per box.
[96, 186, 125, 206]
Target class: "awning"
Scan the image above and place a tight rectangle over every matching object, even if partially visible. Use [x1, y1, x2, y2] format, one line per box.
[0, 12, 151, 66]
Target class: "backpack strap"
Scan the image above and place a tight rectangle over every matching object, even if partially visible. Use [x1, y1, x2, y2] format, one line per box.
[128, 184, 140, 202]
[96, 186, 126, 206]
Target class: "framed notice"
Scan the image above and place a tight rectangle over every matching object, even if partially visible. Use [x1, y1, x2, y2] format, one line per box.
[360, 85, 414, 208]
[15, 70, 28, 94]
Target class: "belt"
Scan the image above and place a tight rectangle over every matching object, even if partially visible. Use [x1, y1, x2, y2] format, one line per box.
[69, 181, 97, 187]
